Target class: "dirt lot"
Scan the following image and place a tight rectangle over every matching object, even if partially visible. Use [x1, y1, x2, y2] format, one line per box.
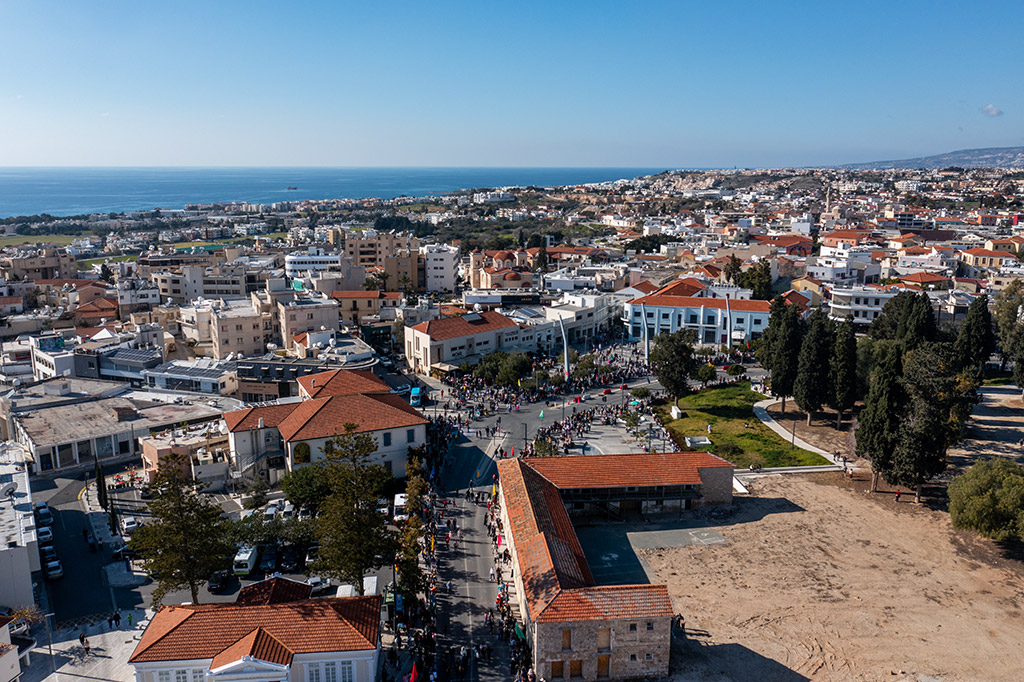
[641, 473, 1024, 682]
[766, 402, 859, 459]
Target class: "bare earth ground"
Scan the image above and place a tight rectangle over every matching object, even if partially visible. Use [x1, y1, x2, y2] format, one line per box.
[641, 473, 1024, 682]
[766, 403, 859, 459]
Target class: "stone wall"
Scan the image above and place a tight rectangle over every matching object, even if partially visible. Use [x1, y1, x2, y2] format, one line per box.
[534, 617, 671, 681]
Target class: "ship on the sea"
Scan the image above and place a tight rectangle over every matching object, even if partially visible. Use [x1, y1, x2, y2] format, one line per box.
[286, 186, 297, 190]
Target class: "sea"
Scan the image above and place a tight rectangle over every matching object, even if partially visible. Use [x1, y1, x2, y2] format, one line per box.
[0, 167, 665, 219]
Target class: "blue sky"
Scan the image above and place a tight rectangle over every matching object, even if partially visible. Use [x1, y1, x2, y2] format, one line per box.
[1, 0, 1020, 167]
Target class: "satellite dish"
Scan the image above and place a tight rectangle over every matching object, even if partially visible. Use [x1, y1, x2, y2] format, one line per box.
[0, 481, 16, 499]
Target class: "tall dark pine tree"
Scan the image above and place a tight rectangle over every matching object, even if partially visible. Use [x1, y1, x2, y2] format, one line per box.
[855, 343, 906, 492]
[761, 298, 804, 415]
[648, 330, 698, 405]
[953, 294, 995, 371]
[894, 292, 936, 350]
[830, 316, 858, 429]
[793, 308, 835, 426]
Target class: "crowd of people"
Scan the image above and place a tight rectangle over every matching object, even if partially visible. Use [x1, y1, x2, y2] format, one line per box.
[523, 394, 666, 457]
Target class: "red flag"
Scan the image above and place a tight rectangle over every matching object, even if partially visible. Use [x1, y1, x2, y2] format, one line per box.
[409, 662, 418, 682]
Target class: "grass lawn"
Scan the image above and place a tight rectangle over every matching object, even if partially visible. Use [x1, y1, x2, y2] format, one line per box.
[0, 234, 79, 247]
[657, 382, 828, 468]
[77, 254, 137, 268]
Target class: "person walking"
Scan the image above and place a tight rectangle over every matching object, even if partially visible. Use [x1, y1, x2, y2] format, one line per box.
[489, 567, 495, 582]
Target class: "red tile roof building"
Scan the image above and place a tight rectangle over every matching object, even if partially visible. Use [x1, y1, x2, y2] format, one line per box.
[224, 368, 427, 477]
[406, 311, 551, 375]
[496, 452, 733, 681]
[129, 591, 381, 682]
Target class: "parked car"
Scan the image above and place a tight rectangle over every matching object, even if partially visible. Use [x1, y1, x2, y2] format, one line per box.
[306, 575, 332, 595]
[260, 547, 277, 573]
[207, 570, 231, 593]
[262, 505, 278, 522]
[601, 388, 613, 395]
[39, 545, 58, 564]
[279, 546, 300, 573]
[44, 560, 63, 580]
[37, 526, 53, 543]
[297, 505, 312, 521]
[280, 502, 295, 519]
[121, 516, 139, 535]
[0, 607, 29, 635]
[34, 503, 54, 528]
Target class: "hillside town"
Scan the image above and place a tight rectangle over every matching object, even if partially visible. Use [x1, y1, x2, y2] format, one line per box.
[2, 165, 1024, 682]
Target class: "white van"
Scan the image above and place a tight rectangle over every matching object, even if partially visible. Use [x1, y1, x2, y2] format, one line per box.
[393, 494, 409, 523]
[233, 545, 259, 576]
[262, 505, 278, 522]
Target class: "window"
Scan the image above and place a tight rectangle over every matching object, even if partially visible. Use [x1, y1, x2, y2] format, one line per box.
[597, 627, 611, 650]
[646, 621, 654, 631]
[561, 629, 572, 650]
[407, 429, 415, 443]
[570, 660, 583, 678]
[339, 662, 353, 682]
[324, 662, 337, 682]
[158, 673, 170, 682]
[551, 661, 564, 679]
[307, 664, 322, 682]
[687, 314, 698, 324]
[630, 654, 637, 662]
[629, 623, 637, 632]
[175, 671, 188, 682]
[645, 653, 653, 661]
[191, 671, 203, 682]
[383, 432, 392, 447]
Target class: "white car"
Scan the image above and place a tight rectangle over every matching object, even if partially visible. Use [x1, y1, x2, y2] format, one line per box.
[121, 516, 139, 535]
[37, 526, 53, 543]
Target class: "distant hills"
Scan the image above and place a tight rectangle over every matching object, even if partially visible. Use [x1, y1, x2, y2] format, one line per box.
[838, 146, 1024, 170]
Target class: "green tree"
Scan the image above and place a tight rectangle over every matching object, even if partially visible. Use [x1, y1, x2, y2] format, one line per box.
[855, 343, 906, 492]
[243, 477, 269, 510]
[724, 255, 742, 283]
[794, 309, 835, 425]
[314, 424, 396, 595]
[949, 458, 1024, 541]
[280, 464, 332, 515]
[94, 456, 108, 511]
[872, 291, 936, 350]
[735, 260, 774, 299]
[694, 363, 717, 388]
[630, 387, 651, 399]
[534, 243, 548, 271]
[130, 453, 234, 605]
[532, 437, 558, 456]
[1015, 344, 1024, 396]
[760, 297, 804, 415]
[99, 263, 114, 283]
[830, 316, 858, 429]
[396, 515, 426, 601]
[953, 294, 995, 371]
[648, 329, 698, 404]
[992, 280, 1024, 366]
[398, 275, 413, 294]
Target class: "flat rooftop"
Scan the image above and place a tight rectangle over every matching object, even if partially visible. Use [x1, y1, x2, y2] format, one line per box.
[16, 396, 230, 449]
[0, 450, 35, 548]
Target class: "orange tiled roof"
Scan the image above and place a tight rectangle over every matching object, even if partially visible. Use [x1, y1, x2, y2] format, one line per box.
[652, 278, 706, 297]
[210, 627, 294, 669]
[523, 451, 733, 489]
[899, 272, 948, 284]
[541, 585, 674, 622]
[297, 368, 390, 399]
[278, 393, 427, 442]
[224, 403, 300, 433]
[129, 597, 380, 663]
[963, 248, 1009, 258]
[235, 577, 312, 606]
[411, 311, 517, 342]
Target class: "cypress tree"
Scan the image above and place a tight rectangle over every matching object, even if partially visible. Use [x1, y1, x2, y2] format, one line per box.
[855, 343, 906, 491]
[794, 308, 835, 426]
[762, 298, 804, 415]
[830, 316, 858, 429]
[94, 456, 108, 511]
[895, 292, 936, 350]
[953, 294, 995, 371]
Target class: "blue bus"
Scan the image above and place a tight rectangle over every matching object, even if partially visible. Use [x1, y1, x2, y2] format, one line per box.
[410, 387, 422, 407]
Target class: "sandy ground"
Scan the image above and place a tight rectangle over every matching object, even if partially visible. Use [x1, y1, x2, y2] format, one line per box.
[641, 473, 1024, 682]
[766, 403, 859, 459]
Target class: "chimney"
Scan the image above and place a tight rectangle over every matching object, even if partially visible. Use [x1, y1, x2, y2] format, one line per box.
[258, 417, 265, 429]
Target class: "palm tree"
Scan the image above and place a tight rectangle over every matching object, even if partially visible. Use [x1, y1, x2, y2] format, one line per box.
[398, 275, 412, 294]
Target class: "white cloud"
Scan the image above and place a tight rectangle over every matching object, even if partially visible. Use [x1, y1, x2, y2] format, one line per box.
[981, 104, 1003, 118]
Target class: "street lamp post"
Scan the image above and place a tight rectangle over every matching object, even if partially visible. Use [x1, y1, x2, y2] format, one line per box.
[43, 612, 56, 673]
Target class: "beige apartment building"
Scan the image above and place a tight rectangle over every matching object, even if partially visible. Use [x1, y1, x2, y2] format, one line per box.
[330, 290, 403, 324]
[0, 248, 77, 280]
[343, 230, 419, 267]
[277, 295, 340, 348]
[382, 250, 426, 291]
[211, 305, 274, 359]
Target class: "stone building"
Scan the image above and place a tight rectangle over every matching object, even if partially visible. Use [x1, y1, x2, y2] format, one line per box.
[496, 451, 734, 681]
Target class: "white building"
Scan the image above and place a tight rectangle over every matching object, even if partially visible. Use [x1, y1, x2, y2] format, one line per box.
[419, 244, 460, 292]
[406, 311, 554, 374]
[622, 294, 771, 345]
[284, 248, 344, 278]
[826, 285, 902, 324]
[0, 446, 39, 612]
